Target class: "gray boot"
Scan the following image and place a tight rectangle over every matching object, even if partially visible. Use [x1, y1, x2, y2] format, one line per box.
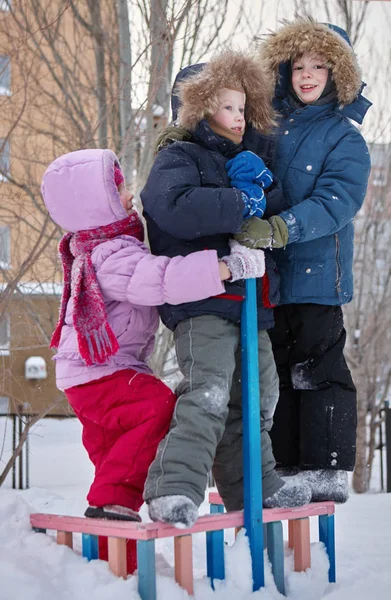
[148, 495, 199, 529]
[295, 469, 349, 503]
[263, 476, 312, 508]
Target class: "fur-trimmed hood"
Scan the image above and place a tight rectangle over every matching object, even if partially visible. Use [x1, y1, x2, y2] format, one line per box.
[259, 19, 363, 107]
[175, 50, 276, 134]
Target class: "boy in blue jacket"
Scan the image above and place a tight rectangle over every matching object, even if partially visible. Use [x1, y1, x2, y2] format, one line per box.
[141, 50, 312, 527]
[234, 20, 372, 503]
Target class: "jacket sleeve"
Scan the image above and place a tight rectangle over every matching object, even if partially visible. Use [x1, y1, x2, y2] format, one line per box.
[94, 239, 225, 306]
[280, 129, 371, 244]
[140, 144, 245, 240]
[263, 176, 287, 219]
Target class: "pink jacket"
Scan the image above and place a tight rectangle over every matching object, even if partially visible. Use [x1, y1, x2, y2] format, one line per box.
[41, 149, 225, 389]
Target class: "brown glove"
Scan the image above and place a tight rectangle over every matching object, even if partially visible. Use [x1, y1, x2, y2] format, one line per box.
[234, 215, 289, 249]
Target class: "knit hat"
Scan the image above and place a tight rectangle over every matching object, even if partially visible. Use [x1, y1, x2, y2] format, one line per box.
[114, 165, 124, 188]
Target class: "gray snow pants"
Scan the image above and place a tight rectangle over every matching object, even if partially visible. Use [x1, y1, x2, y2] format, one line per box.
[144, 315, 283, 508]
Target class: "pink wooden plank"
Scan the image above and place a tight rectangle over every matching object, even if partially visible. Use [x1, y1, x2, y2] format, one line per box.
[30, 500, 334, 542]
[292, 518, 311, 572]
[56, 530, 73, 549]
[108, 537, 127, 579]
[208, 492, 335, 520]
[30, 511, 244, 541]
[174, 535, 194, 595]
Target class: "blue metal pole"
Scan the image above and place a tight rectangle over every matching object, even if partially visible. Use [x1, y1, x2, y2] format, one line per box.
[241, 278, 264, 590]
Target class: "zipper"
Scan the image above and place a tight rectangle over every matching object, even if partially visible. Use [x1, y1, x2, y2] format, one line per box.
[335, 234, 342, 294]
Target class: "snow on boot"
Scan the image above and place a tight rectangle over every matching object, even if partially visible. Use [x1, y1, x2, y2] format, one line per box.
[276, 466, 300, 477]
[296, 469, 349, 503]
[148, 495, 199, 529]
[263, 476, 312, 509]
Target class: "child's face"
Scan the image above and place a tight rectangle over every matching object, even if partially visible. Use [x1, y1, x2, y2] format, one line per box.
[291, 53, 329, 104]
[118, 183, 134, 215]
[212, 88, 246, 134]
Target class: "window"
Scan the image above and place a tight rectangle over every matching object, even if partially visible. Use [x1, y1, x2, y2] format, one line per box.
[0, 225, 10, 268]
[0, 55, 11, 95]
[0, 314, 10, 356]
[0, 139, 10, 180]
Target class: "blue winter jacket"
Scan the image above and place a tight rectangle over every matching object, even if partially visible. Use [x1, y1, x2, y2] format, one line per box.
[264, 23, 372, 306]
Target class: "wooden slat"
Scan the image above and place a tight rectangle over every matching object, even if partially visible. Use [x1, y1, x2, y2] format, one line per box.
[56, 530, 73, 549]
[30, 510, 244, 541]
[266, 521, 285, 595]
[108, 537, 127, 579]
[292, 518, 311, 572]
[174, 535, 193, 595]
[319, 514, 336, 583]
[137, 540, 156, 600]
[208, 492, 335, 520]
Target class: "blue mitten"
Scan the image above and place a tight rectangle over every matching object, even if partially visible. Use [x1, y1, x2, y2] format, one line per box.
[240, 184, 266, 219]
[226, 151, 273, 189]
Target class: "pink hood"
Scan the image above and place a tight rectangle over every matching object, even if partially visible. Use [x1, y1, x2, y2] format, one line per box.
[41, 149, 127, 232]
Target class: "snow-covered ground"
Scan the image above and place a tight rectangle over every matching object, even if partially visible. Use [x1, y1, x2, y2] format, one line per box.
[0, 417, 390, 600]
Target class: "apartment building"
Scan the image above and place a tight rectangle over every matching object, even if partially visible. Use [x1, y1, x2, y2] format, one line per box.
[0, 1, 118, 416]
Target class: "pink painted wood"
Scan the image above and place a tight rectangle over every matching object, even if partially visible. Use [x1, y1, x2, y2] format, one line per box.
[174, 535, 194, 595]
[292, 518, 311, 572]
[108, 537, 127, 579]
[208, 492, 335, 522]
[56, 530, 73, 549]
[30, 510, 244, 541]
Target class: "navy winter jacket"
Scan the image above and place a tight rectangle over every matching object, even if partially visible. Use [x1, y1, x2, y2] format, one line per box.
[141, 120, 283, 331]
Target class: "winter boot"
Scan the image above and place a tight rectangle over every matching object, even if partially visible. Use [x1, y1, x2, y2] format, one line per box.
[263, 476, 312, 509]
[148, 495, 199, 529]
[295, 469, 349, 503]
[276, 466, 300, 477]
[85, 505, 142, 521]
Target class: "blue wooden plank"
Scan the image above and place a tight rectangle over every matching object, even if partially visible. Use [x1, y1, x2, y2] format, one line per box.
[81, 534, 99, 561]
[241, 278, 265, 591]
[207, 504, 225, 588]
[137, 539, 156, 600]
[319, 514, 336, 583]
[266, 521, 285, 595]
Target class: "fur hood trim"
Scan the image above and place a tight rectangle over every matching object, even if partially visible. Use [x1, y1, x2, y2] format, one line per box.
[259, 19, 362, 106]
[176, 50, 276, 134]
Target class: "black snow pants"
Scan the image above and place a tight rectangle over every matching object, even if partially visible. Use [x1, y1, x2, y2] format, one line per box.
[269, 304, 357, 471]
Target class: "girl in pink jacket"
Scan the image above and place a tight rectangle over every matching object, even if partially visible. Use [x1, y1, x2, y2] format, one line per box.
[41, 148, 263, 526]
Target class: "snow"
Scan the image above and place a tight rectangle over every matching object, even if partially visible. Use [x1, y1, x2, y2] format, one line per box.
[1, 417, 391, 600]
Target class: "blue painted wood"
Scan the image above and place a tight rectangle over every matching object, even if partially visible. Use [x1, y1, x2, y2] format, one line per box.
[81, 534, 99, 561]
[266, 521, 285, 595]
[319, 514, 336, 583]
[207, 504, 225, 588]
[241, 278, 265, 591]
[137, 539, 156, 600]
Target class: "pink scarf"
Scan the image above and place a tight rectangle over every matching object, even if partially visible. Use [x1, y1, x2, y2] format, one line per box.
[51, 214, 144, 366]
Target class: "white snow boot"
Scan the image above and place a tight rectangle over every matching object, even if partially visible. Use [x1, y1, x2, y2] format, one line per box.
[148, 495, 199, 529]
[263, 476, 312, 509]
[295, 469, 349, 503]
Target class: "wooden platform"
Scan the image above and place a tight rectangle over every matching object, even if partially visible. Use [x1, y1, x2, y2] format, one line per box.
[30, 497, 336, 598]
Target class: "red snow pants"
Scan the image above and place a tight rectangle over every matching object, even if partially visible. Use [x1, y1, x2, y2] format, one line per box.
[65, 368, 176, 511]
[66, 369, 176, 574]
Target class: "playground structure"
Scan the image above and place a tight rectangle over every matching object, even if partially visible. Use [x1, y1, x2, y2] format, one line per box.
[30, 280, 336, 597]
